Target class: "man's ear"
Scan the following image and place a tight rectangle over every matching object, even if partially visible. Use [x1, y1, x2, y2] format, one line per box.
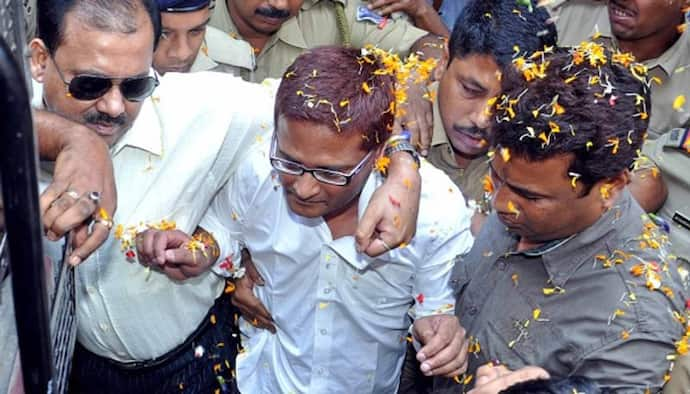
[431, 43, 449, 82]
[29, 38, 50, 83]
[597, 170, 630, 211]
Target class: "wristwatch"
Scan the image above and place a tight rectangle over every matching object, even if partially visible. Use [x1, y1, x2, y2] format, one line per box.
[384, 131, 421, 168]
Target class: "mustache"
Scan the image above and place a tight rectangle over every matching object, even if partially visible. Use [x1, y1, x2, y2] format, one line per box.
[84, 111, 127, 127]
[454, 125, 489, 140]
[255, 6, 290, 19]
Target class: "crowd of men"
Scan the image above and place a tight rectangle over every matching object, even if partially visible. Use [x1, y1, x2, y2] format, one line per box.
[6, 0, 690, 392]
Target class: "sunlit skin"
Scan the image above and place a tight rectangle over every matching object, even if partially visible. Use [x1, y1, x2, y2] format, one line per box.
[154, 7, 210, 74]
[608, 0, 688, 61]
[489, 154, 626, 252]
[29, 8, 154, 146]
[226, 0, 303, 51]
[275, 116, 378, 239]
[437, 54, 501, 168]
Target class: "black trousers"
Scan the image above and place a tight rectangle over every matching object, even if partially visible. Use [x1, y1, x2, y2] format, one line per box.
[69, 291, 241, 394]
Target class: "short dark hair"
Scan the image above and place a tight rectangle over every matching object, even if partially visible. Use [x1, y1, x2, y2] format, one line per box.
[275, 46, 396, 150]
[491, 45, 651, 193]
[500, 376, 602, 394]
[38, 0, 161, 54]
[449, 0, 557, 68]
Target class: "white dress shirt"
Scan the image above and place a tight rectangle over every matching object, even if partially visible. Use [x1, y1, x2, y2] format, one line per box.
[200, 142, 475, 393]
[34, 72, 276, 361]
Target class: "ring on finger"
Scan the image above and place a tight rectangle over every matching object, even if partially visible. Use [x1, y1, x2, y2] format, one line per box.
[88, 191, 101, 204]
[93, 217, 113, 231]
[65, 189, 80, 199]
[381, 239, 392, 252]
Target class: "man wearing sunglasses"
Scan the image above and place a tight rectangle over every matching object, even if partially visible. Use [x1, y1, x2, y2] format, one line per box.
[136, 46, 474, 393]
[30, 1, 424, 392]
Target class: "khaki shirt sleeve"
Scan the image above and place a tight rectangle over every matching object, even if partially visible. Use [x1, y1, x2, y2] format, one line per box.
[345, 0, 428, 55]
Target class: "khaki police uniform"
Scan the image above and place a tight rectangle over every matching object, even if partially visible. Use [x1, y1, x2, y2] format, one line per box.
[642, 129, 690, 264]
[550, 0, 690, 139]
[190, 25, 256, 75]
[209, 0, 428, 82]
[426, 83, 489, 208]
[644, 128, 690, 393]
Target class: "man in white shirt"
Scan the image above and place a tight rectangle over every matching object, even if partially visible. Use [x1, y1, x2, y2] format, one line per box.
[137, 46, 474, 393]
[30, 1, 424, 392]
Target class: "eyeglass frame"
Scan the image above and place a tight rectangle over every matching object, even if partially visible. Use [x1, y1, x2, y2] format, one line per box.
[269, 134, 374, 186]
[49, 55, 159, 102]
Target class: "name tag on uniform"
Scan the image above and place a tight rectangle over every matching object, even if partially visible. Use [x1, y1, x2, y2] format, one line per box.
[673, 211, 690, 232]
[356, 6, 389, 29]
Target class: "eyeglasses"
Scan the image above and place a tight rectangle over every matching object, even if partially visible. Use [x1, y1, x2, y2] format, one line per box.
[269, 136, 373, 186]
[50, 56, 159, 102]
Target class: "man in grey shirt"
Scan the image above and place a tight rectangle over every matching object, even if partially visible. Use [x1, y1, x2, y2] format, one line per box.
[443, 46, 689, 392]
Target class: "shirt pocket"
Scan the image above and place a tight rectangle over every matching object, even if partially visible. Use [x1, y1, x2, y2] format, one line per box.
[482, 292, 580, 376]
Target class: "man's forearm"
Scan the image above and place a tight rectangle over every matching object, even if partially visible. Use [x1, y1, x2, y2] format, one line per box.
[34, 109, 95, 159]
[412, 7, 450, 37]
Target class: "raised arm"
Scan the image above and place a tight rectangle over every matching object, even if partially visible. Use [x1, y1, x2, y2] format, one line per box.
[367, 0, 450, 37]
[35, 109, 116, 264]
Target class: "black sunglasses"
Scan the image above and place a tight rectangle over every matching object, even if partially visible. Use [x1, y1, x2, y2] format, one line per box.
[50, 56, 159, 102]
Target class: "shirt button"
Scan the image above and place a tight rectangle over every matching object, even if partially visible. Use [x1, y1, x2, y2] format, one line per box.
[324, 288, 331, 294]
[468, 306, 478, 316]
[317, 367, 325, 375]
[86, 286, 96, 294]
[99, 322, 109, 331]
[320, 329, 327, 335]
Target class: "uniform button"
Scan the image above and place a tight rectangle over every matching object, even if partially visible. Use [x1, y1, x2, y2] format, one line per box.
[99, 322, 109, 331]
[320, 329, 327, 335]
[468, 306, 478, 316]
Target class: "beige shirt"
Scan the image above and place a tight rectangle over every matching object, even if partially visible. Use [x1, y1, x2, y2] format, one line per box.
[34, 73, 276, 362]
[190, 25, 256, 75]
[209, 0, 428, 82]
[552, 0, 690, 138]
[425, 83, 489, 206]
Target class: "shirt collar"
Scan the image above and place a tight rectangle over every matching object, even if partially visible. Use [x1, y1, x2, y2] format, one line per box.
[213, 0, 309, 54]
[646, 29, 690, 76]
[199, 26, 256, 70]
[111, 97, 163, 157]
[582, 8, 688, 76]
[537, 190, 637, 288]
[325, 171, 386, 270]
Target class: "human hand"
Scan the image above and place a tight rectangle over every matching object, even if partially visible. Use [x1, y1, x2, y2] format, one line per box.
[355, 152, 420, 256]
[231, 250, 276, 333]
[399, 81, 434, 156]
[469, 364, 550, 393]
[413, 314, 469, 378]
[368, 0, 434, 19]
[135, 229, 215, 281]
[40, 123, 116, 265]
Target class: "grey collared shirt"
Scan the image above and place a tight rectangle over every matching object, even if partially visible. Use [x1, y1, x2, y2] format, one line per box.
[444, 191, 688, 392]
